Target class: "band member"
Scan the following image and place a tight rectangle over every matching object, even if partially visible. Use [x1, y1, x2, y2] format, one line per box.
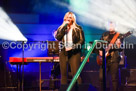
[99, 22, 123, 91]
[55, 12, 85, 84]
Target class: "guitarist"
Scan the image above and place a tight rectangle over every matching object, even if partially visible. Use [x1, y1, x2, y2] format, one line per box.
[99, 22, 123, 91]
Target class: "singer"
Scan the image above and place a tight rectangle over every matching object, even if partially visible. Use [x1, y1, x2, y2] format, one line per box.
[55, 12, 85, 85]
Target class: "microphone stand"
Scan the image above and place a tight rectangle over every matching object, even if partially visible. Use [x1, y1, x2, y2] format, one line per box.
[21, 41, 25, 91]
[102, 49, 106, 91]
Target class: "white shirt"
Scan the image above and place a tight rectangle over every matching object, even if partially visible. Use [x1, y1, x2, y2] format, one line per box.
[64, 28, 73, 51]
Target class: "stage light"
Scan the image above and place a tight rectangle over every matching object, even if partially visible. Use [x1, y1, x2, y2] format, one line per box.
[0, 7, 27, 42]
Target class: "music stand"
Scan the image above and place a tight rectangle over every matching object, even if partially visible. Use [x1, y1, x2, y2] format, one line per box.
[47, 41, 59, 57]
[47, 41, 60, 89]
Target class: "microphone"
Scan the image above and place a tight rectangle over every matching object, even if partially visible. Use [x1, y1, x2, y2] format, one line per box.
[64, 23, 68, 27]
[64, 23, 68, 34]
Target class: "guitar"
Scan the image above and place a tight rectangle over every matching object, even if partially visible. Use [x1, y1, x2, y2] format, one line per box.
[97, 31, 132, 66]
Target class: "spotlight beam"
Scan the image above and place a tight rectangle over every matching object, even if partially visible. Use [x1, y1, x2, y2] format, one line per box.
[0, 7, 27, 42]
[69, 0, 136, 32]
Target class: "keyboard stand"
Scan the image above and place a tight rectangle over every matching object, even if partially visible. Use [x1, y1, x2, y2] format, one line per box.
[39, 62, 42, 91]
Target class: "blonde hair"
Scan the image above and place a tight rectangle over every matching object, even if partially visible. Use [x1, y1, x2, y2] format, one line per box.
[59, 12, 79, 30]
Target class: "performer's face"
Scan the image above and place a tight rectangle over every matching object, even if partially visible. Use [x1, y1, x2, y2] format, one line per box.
[109, 23, 115, 33]
[65, 14, 73, 25]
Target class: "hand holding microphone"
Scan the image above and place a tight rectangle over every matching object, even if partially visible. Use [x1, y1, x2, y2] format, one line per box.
[63, 21, 69, 27]
[62, 21, 69, 34]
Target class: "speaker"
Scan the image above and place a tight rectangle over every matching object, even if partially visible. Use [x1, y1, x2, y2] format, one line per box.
[126, 69, 136, 86]
[122, 86, 136, 91]
[81, 71, 99, 87]
[120, 68, 136, 86]
[59, 84, 97, 91]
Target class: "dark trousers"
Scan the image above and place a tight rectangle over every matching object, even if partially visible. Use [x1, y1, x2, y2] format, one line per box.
[59, 50, 82, 84]
[99, 62, 119, 91]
